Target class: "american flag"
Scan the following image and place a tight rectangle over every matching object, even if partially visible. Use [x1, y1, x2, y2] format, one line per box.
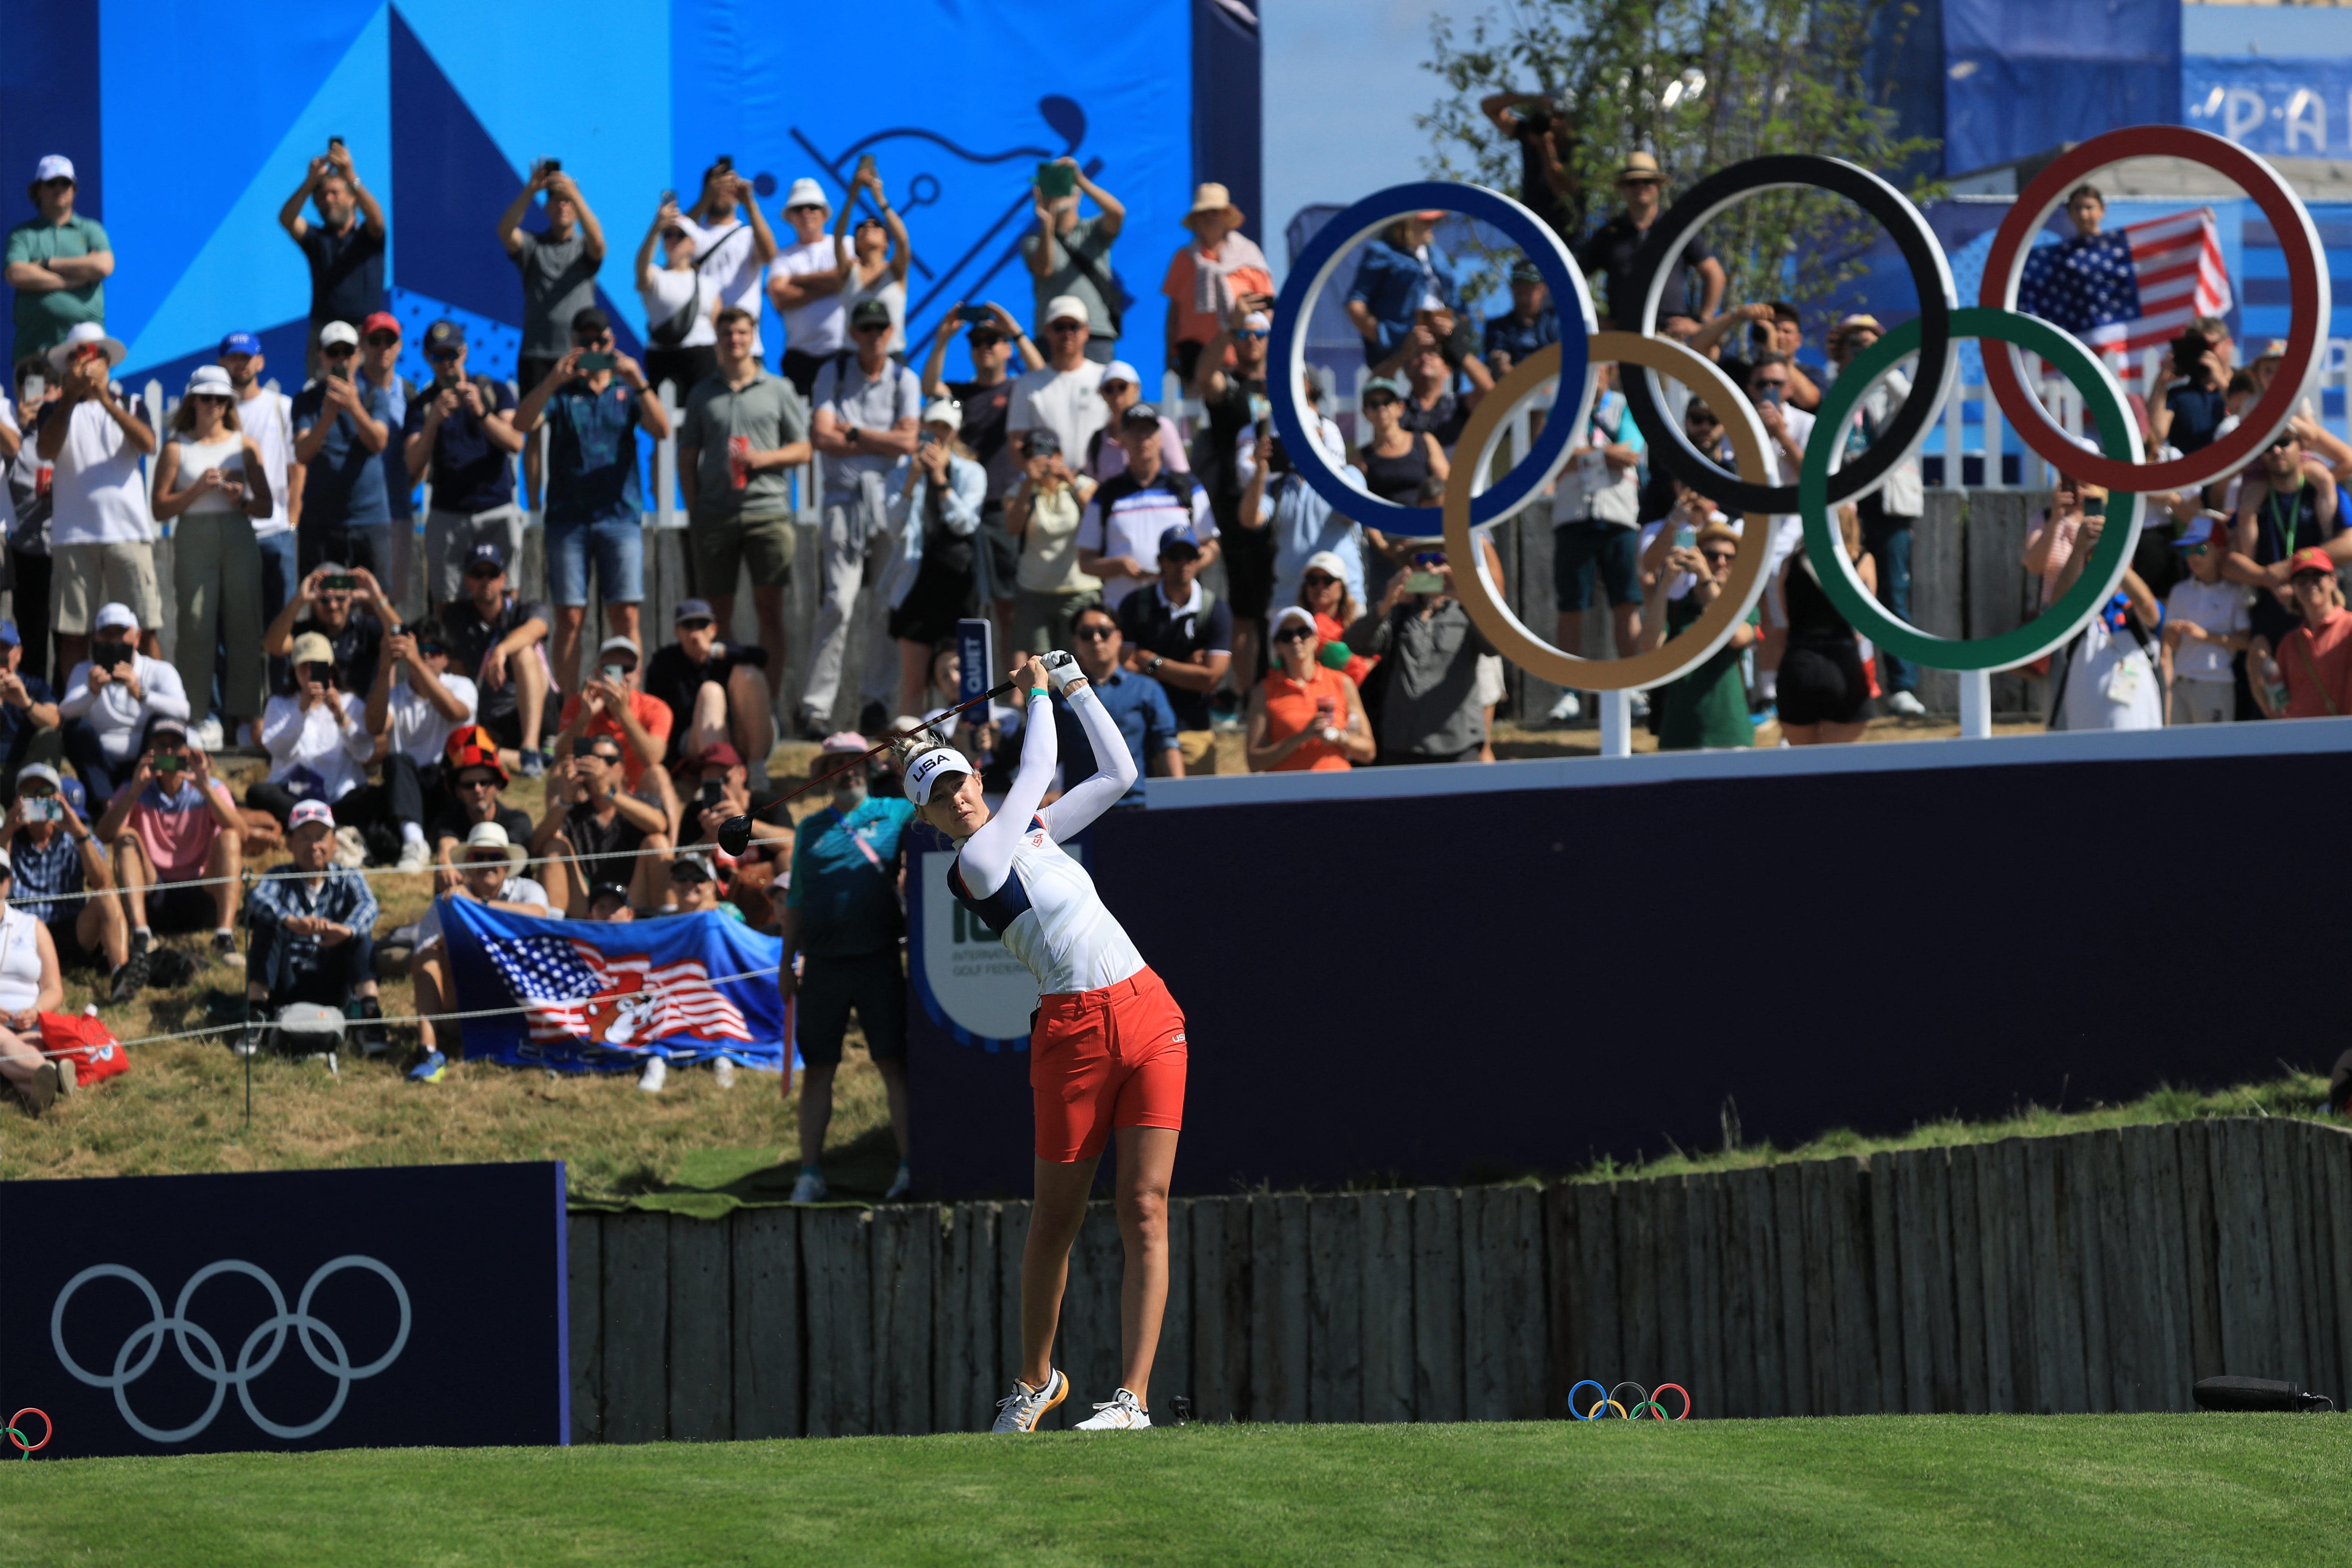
[2018, 208, 2234, 359]
[485, 935, 753, 1046]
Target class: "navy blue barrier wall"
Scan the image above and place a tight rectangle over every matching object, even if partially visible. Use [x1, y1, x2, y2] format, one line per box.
[909, 722, 2352, 1198]
[0, 1161, 567, 1458]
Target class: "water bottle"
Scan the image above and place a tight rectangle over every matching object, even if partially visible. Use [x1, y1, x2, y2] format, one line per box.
[2262, 654, 2290, 713]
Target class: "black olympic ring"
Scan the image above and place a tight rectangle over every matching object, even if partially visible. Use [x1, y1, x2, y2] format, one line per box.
[50, 1257, 411, 1443]
[1617, 154, 1958, 515]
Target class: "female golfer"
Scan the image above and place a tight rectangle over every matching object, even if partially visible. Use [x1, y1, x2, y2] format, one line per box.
[899, 651, 1183, 1434]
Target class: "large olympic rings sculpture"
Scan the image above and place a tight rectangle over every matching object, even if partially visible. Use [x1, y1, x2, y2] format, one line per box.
[51, 1257, 412, 1443]
[1269, 126, 2327, 691]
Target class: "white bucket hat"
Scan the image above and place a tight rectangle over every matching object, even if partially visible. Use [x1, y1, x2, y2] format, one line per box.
[185, 365, 236, 400]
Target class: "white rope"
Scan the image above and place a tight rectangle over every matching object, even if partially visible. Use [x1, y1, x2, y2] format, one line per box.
[18, 962, 785, 1057]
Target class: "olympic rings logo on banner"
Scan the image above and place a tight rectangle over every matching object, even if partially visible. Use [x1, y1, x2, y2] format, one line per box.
[5, 1407, 50, 1457]
[1269, 181, 1601, 540]
[1568, 1379, 1692, 1420]
[51, 1257, 412, 1443]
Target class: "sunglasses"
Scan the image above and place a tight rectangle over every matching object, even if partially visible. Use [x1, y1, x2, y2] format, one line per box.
[1073, 624, 1118, 641]
[1303, 573, 1339, 589]
[457, 774, 501, 790]
[192, 394, 231, 406]
[1234, 330, 1269, 341]
[1273, 625, 1315, 643]
[786, 203, 825, 214]
[677, 617, 714, 632]
[322, 345, 357, 359]
[365, 332, 399, 347]
[1700, 550, 1738, 567]
[854, 322, 891, 334]
[428, 347, 462, 362]
[414, 641, 447, 657]
[573, 335, 613, 348]
[967, 333, 1005, 349]
[466, 565, 503, 581]
[1048, 320, 1088, 332]
[464, 851, 509, 866]
[2186, 543, 2213, 557]
[586, 750, 624, 766]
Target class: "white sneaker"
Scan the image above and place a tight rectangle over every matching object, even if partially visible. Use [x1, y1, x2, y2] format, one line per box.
[712, 1057, 736, 1089]
[790, 1169, 828, 1203]
[991, 1368, 1069, 1432]
[884, 1163, 913, 1200]
[637, 1057, 667, 1093]
[332, 826, 367, 869]
[1628, 690, 1651, 720]
[1885, 690, 1928, 717]
[195, 716, 225, 752]
[1073, 1388, 1152, 1430]
[396, 839, 432, 873]
[1547, 690, 1581, 724]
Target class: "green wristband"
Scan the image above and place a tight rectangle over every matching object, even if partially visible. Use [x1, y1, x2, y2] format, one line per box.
[1028, 687, 1049, 699]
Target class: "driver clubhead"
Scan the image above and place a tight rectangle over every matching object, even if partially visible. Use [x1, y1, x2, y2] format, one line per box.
[716, 814, 754, 857]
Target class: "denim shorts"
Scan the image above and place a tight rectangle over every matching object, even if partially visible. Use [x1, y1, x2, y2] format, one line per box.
[546, 514, 647, 607]
[1552, 520, 1643, 612]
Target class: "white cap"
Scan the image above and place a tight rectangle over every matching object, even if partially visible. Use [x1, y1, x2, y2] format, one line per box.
[34, 155, 74, 184]
[318, 321, 360, 348]
[1044, 294, 1090, 326]
[1242, 312, 1270, 332]
[1270, 604, 1318, 641]
[1099, 360, 1141, 388]
[784, 177, 828, 210]
[185, 365, 235, 400]
[93, 602, 138, 633]
[921, 398, 962, 432]
[597, 635, 640, 658]
[1302, 550, 1352, 583]
[902, 745, 970, 806]
[289, 799, 336, 833]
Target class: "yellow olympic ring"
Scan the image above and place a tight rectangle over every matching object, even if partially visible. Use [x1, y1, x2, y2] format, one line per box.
[1443, 333, 1777, 692]
[1583, 1395, 1629, 1420]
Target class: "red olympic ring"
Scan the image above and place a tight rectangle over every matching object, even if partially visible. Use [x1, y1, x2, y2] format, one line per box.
[1979, 125, 2330, 494]
[1652, 1383, 1692, 1420]
[7, 1407, 51, 1454]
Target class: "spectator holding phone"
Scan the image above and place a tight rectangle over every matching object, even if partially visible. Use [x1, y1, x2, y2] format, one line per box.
[1026, 156, 1127, 365]
[0, 622, 60, 791]
[404, 321, 525, 611]
[276, 143, 386, 372]
[532, 736, 672, 917]
[1004, 429, 1101, 655]
[266, 564, 390, 701]
[638, 196, 719, 397]
[2037, 491, 2165, 731]
[2265, 547, 2352, 718]
[96, 717, 243, 960]
[2149, 316, 2235, 458]
[153, 365, 275, 751]
[437, 541, 553, 775]
[1247, 606, 1373, 771]
[290, 321, 395, 580]
[512, 309, 670, 693]
[58, 602, 187, 811]
[552, 633, 673, 793]
[360, 622, 476, 871]
[498, 162, 606, 403]
[249, 631, 373, 829]
[1343, 548, 1498, 765]
[1345, 212, 1459, 370]
[679, 159, 780, 365]
[8, 762, 134, 1001]
[833, 161, 913, 354]
[884, 401, 987, 718]
[38, 323, 160, 677]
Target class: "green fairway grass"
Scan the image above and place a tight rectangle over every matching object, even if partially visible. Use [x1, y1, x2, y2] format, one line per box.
[0, 1414, 2338, 1566]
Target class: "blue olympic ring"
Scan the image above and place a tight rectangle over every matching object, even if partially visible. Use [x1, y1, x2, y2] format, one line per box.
[1269, 181, 1598, 539]
[1568, 1378, 1608, 1420]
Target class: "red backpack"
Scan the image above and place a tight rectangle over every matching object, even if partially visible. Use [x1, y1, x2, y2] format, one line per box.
[42, 1008, 128, 1088]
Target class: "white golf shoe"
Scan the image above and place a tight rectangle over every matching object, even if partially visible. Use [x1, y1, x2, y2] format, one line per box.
[991, 1368, 1069, 1432]
[1073, 1388, 1152, 1430]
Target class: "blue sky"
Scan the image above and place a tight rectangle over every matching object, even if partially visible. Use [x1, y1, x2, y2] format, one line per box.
[1262, 0, 1442, 279]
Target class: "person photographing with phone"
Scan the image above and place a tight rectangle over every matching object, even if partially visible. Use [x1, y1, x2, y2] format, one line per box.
[290, 320, 395, 581]
[1342, 548, 1499, 766]
[405, 320, 526, 615]
[152, 364, 274, 753]
[552, 633, 675, 803]
[1024, 156, 1125, 364]
[891, 650, 1186, 1432]
[96, 717, 244, 962]
[277, 140, 386, 374]
[7, 762, 135, 1004]
[58, 602, 187, 813]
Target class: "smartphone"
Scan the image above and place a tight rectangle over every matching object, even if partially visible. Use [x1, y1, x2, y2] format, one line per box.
[577, 352, 617, 372]
[155, 754, 183, 775]
[2083, 495, 2108, 518]
[329, 362, 350, 381]
[325, 573, 358, 591]
[1674, 523, 1698, 550]
[541, 157, 562, 174]
[661, 188, 677, 208]
[328, 136, 345, 151]
[917, 429, 939, 448]
[855, 152, 877, 179]
[20, 376, 45, 402]
[955, 305, 994, 325]
[1035, 161, 1077, 200]
[601, 662, 627, 685]
[713, 154, 733, 171]
[1404, 571, 1446, 594]
[700, 781, 723, 809]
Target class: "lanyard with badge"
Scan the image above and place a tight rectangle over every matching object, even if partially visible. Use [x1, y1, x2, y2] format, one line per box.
[819, 807, 888, 874]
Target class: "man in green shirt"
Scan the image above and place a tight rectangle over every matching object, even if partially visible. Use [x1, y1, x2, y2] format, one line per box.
[5, 156, 113, 370]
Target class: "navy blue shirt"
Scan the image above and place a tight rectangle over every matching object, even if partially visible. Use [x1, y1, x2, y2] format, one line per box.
[1484, 306, 1560, 368]
[292, 374, 399, 526]
[404, 377, 519, 514]
[543, 379, 645, 526]
[0, 674, 56, 757]
[1052, 669, 1176, 809]
[2165, 383, 2229, 456]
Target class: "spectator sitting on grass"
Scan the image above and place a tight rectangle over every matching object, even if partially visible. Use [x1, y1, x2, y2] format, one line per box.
[676, 742, 752, 861]
[96, 718, 243, 964]
[437, 541, 553, 777]
[0, 622, 62, 793]
[429, 726, 533, 897]
[58, 601, 189, 813]
[248, 633, 372, 834]
[2162, 514, 2252, 725]
[359, 621, 476, 872]
[590, 882, 635, 922]
[241, 798, 386, 1060]
[9, 762, 134, 1001]
[0, 857, 73, 1117]
[642, 597, 773, 775]
[778, 730, 918, 1201]
[1117, 526, 1231, 772]
[1247, 606, 1373, 772]
[532, 736, 672, 918]
[1055, 604, 1181, 807]
[407, 820, 551, 1085]
[2269, 548, 2352, 718]
[1343, 546, 1498, 766]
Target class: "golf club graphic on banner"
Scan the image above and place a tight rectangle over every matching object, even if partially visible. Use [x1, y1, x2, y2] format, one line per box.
[1267, 126, 2330, 701]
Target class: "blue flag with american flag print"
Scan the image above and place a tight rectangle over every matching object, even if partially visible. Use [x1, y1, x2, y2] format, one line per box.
[438, 896, 786, 1073]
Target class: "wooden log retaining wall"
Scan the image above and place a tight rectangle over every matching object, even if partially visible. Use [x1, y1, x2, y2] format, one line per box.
[565, 1118, 2352, 1439]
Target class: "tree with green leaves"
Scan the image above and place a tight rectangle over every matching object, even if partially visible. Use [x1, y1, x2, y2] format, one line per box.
[1419, 0, 1941, 320]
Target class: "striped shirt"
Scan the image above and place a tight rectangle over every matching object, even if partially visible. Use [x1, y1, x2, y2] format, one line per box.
[1075, 471, 1216, 611]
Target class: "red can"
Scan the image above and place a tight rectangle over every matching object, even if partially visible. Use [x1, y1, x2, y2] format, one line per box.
[727, 435, 750, 490]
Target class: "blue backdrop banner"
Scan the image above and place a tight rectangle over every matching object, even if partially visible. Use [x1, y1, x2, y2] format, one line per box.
[439, 897, 784, 1072]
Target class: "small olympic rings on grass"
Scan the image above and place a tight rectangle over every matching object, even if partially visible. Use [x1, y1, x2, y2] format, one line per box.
[1800, 306, 2142, 671]
[1978, 124, 2330, 495]
[1653, 1384, 1693, 1420]
[7, 1407, 51, 1456]
[1618, 153, 1958, 515]
[1268, 180, 1599, 539]
[1568, 1379, 1607, 1419]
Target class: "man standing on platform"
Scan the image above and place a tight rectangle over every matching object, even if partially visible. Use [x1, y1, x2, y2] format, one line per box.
[278, 145, 386, 375]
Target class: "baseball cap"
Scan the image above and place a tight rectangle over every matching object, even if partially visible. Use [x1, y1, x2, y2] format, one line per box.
[1269, 604, 1317, 641]
[93, 602, 138, 634]
[185, 365, 235, 401]
[34, 155, 74, 184]
[218, 332, 263, 358]
[850, 298, 893, 329]
[589, 882, 633, 909]
[16, 763, 60, 791]
[465, 540, 507, 573]
[318, 321, 360, 349]
[1119, 402, 1163, 431]
[668, 849, 716, 883]
[1509, 260, 1544, 285]
[785, 177, 828, 210]
[1100, 360, 1141, 388]
[1044, 294, 1090, 326]
[570, 306, 611, 338]
[1157, 525, 1202, 560]
[921, 397, 962, 431]
[361, 311, 401, 339]
[424, 319, 466, 352]
[1302, 550, 1352, 583]
[2289, 546, 2337, 578]
[1020, 428, 1062, 457]
[1359, 377, 1404, 405]
[597, 635, 640, 659]
[820, 731, 870, 755]
[697, 742, 744, 770]
[0, 622, 20, 649]
[674, 597, 715, 624]
[2173, 514, 2229, 550]
[289, 799, 336, 833]
[901, 745, 969, 806]
[290, 632, 336, 666]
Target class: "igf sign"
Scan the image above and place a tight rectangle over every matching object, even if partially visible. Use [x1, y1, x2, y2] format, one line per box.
[0, 1162, 569, 1457]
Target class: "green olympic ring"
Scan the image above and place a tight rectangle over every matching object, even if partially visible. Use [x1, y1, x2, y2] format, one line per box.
[1799, 305, 2143, 672]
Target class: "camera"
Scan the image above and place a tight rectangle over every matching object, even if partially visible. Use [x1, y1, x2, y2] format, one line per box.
[541, 157, 562, 174]
[2171, 328, 2212, 379]
[93, 640, 135, 673]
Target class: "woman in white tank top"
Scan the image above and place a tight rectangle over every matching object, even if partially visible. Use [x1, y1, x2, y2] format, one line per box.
[833, 164, 911, 354]
[153, 363, 274, 742]
[0, 862, 67, 1114]
[898, 650, 1187, 1434]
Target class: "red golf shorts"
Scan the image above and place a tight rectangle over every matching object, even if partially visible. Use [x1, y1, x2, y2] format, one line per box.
[1030, 967, 1188, 1162]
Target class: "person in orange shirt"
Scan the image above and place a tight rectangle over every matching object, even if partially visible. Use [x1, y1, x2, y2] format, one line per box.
[1246, 606, 1374, 771]
[2272, 546, 2352, 718]
[550, 635, 681, 803]
[1298, 550, 1376, 688]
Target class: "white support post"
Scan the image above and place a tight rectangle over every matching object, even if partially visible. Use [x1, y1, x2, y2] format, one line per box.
[1597, 688, 1632, 757]
[1942, 381, 1965, 491]
[653, 380, 678, 530]
[1958, 668, 1992, 740]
